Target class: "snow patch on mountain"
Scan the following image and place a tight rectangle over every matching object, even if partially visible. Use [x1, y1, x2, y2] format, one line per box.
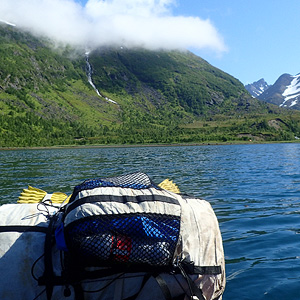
[281, 74, 300, 107]
[245, 78, 270, 98]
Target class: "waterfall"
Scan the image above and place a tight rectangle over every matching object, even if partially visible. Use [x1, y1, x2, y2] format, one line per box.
[85, 51, 117, 104]
[0, 19, 16, 27]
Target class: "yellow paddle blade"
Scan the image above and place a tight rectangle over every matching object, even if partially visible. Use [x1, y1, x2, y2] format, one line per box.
[51, 193, 71, 204]
[18, 186, 70, 204]
[158, 179, 180, 194]
[18, 185, 47, 203]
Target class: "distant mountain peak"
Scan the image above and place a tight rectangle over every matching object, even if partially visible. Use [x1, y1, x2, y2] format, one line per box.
[245, 78, 270, 98]
[253, 73, 300, 110]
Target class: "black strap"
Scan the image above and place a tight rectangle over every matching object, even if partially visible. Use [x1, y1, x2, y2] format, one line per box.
[181, 260, 222, 276]
[183, 263, 221, 276]
[38, 215, 57, 300]
[0, 225, 48, 233]
[155, 274, 172, 300]
[178, 263, 205, 300]
[194, 265, 222, 275]
[72, 283, 84, 300]
[65, 194, 180, 215]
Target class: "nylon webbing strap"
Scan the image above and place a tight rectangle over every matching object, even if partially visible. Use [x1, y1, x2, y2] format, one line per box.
[0, 225, 48, 233]
[155, 274, 172, 300]
[178, 263, 205, 300]
[65, 193, 180, 215]
[190, 265, 222, 275]
[39, 215, 57, 300]
[180, 259, 222, 276]
[72, 283, 84, 300]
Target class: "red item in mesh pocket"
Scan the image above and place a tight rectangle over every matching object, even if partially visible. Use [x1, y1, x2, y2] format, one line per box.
[111, 235, 132, 262]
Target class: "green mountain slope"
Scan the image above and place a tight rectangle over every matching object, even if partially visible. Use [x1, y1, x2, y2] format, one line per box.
[1, 24, 300, 147]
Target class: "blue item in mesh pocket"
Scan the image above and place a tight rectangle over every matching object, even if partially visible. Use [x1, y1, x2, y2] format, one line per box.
[65, 214, 180, 266]
[70, 172, 158, 203]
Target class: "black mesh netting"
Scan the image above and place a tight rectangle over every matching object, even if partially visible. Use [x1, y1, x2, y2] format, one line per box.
[70, 173, 157, 203]
[104, 172, 154, 189]
[65, 213, 180, 267]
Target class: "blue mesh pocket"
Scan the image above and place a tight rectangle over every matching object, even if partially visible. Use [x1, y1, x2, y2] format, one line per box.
[65, 213, 180, 267]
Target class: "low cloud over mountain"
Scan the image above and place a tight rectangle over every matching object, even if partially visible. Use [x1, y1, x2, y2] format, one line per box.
[0, 0, 227, 53]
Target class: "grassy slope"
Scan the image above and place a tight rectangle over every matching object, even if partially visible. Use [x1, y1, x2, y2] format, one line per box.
[1, 24, 300, 147]
[0, 25, 123, 146]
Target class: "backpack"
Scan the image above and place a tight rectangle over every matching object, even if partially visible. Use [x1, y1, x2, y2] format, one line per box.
[54, 172, 225, 300]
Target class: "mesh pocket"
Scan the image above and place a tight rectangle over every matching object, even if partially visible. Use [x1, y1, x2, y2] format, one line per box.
[65, 214, 180, 267]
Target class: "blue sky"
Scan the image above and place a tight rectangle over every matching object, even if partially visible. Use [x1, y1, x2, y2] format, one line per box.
[175, 0, 300, 85]
[2, 0, 300, 85]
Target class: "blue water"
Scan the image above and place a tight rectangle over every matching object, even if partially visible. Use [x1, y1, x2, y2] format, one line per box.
[1, 143, 300, 300]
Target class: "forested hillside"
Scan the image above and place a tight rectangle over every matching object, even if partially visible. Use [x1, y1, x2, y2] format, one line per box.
[1, 23, 300, 147]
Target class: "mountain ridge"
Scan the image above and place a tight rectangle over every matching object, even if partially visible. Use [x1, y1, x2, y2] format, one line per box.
[246, 74, 300, 110]
[1, 23, 300, 147]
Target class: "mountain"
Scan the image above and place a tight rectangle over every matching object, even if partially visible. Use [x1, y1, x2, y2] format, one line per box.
[1, 23, 300, 147]
[245, 78, 270, 98]
[257, 74, 300, 109]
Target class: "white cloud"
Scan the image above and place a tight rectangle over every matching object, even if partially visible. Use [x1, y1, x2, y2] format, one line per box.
[0, 0, 227, 53]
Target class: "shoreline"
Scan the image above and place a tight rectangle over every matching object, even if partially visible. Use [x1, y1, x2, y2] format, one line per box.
[1, 140, 299, 151]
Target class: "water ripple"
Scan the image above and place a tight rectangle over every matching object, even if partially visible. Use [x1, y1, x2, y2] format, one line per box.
[1, 143, 300, 299]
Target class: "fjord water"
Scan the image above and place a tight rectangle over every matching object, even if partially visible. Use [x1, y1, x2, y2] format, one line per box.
[0, 143, 300, 300]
